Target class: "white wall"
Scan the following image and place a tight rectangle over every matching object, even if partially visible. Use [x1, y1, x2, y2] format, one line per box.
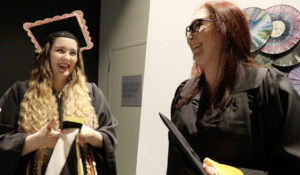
[98, 0, 150, 174]
[99, 0, 150, 96]
[137, 0, 300, 174]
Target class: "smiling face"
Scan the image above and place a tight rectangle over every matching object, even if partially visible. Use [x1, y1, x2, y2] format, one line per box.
[187, 8, 222, 69]
[49, 37, 78, 83]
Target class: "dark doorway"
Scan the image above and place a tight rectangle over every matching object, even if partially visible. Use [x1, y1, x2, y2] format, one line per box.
[0, 0, 101, 96]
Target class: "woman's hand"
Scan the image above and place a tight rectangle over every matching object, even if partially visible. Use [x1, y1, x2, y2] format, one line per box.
[22, 116, 61, 156]
[203, 164, 217, 175]
[34, 115, 61, 148]
[203, 158, 243, 175]
[78, 125, 103, 148]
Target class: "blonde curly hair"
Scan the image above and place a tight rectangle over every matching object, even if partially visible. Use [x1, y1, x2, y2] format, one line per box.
[18, 37, 98, 173]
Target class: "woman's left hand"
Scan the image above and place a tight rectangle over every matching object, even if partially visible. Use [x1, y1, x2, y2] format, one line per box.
[78, 125, 103, 148]
[78, 125, 94, 144]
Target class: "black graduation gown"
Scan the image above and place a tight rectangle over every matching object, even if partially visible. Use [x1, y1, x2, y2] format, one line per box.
[0, 81, 118, 175]
[167, 66, 300, 175]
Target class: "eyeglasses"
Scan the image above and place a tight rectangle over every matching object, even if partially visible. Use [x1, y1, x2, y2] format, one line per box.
[186, 19, 213, 36]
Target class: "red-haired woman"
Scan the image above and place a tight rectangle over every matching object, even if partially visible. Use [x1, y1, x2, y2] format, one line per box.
[168, 1, 300, 174]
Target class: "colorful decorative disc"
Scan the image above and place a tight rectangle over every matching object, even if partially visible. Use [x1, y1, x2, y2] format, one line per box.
[271, 40, 300, 67]
[252, 52, 272, 67]
[288, 64, 300, 95]
[261, 4, 300, 54]
[243, 7, 272, 52]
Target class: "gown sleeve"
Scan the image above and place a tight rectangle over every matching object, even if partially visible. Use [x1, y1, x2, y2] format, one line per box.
[0, 81, 28, 174]
[89, 83, 118, 175]
[239, 68, 300, 174]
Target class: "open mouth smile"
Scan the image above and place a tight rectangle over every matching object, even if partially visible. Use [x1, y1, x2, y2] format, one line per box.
[193, 44, 201, 49]
[58, 63, 70, 70]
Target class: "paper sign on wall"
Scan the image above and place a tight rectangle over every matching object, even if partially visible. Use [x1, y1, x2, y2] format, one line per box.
[122, 75, 142, 106]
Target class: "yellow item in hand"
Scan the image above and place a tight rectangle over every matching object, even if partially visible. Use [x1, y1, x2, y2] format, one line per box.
[65, 116, 84, 124]
[203, 158, 244, 175]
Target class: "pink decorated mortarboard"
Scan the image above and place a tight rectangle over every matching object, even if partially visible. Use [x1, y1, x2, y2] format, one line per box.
[23, 10, 93, 52]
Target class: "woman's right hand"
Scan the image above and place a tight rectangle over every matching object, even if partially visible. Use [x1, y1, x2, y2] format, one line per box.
[22, 116, 61, 156]
[34, 115, 61, 148]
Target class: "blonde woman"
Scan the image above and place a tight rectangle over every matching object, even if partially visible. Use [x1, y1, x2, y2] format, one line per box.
[0, 12, 117, 175]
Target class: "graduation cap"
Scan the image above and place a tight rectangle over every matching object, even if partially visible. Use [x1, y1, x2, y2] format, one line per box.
[159, 113, 206, 175]
[23, 10, 93, 52]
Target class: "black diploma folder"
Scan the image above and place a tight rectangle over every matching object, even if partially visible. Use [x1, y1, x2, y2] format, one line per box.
[159, 112, 206, 175]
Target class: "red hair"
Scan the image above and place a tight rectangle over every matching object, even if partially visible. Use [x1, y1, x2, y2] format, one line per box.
[175, 1, 259, 122]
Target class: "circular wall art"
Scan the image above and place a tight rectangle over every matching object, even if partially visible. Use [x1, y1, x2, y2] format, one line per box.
[288, 64, 300, 95]
[261, 4, 300, 54]
[252, 52, 272, 67]
[243, 7, 272, 52]
[270, 40, 300, 67]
